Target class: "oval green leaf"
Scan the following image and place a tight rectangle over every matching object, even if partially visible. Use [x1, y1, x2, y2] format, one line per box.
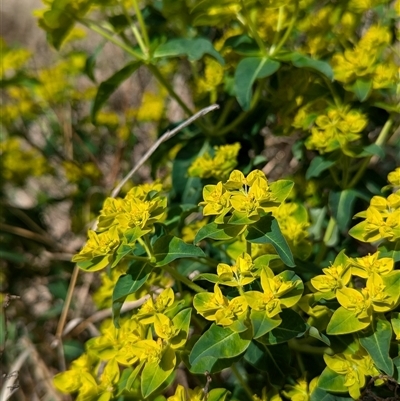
[234, 57, 280, 110]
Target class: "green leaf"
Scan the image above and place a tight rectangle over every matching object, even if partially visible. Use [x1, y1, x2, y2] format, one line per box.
[154, 38, 224, 64]
[194, 222, 244, 244]
[326, 307, 370, 335]
[91, 61, 142, 122]
[358, 315, 393, 376]
[153, 235, 205, 266]
[318, 367, 348, 393]
[228, 211, 259, 225]
[224, 35, 260, 56]
[306, 156, 335, 180]
[350, 78, 372, 102]
[308, 326, 331, 346]
[84, 43, 104, 82]
[290, 53, 333, 80]
[126, 362, 144, 391]
[274, 51, 333, 80]
[250, 310, 282, 339]
[269, 180, 294, 203]
[39, 0, 91, 50]
[310, 387, 352, 401]
[256, 309, 306, 345]
[244, 341, 290, 384]
[207, 388, 231, 401]
[77, 255, 112, 272]
[141, 347, 176, 398]
[246, 215, 295, 267]
[382, 270, 400, 304]
[378, 242, 400, 263]
[393, 356, 400, 384]
[189, 324, 252, 373]
[112, 261, 152, 327]
[329, 190, 358, 234]
[170, 308, 192, 349]
[234, 57, 280, 110]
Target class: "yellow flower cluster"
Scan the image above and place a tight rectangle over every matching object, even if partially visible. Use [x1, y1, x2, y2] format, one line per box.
[332, 24, 397, 89]
[194, 254, 303, 329]
[196, 57, 224, 96]
[54, 288, 191, 400]
[188, 142, 240, 181]
[350, 169, 400, 243]
[1, 86, 36, 125]
[199, 169, 282, 224]
[307, 249, 400, 334]
[136, 91, 165, 122]
[304, 105, 367, 153]
[72, 182, 166, 271]
[1, 43, 31, 77]
[0, 137, 49, 184]
[324, 349, 380, 399]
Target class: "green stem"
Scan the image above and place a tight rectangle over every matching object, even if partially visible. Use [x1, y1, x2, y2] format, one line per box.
[162, 265, 206, 293]
[329, 166, 341, 188]
[269, 0, 299, 56]
[215, 97, 235, 129]
[147, 64, 194, 117]
[79, 18, 144, 59]
[231, 364, 254, 400]
[347, 117, 394, 188]
[324, 78, 342, 108]
[269, 5, 285, 54]
[239, 1, 267, 56]
[138, 237, 153, 259]
[121, 2, 147, 57]
[218, 84, 262, 136]
[131, 0, 150, 51]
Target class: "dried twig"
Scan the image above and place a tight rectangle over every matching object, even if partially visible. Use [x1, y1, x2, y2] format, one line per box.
[111, 104, 219, 198]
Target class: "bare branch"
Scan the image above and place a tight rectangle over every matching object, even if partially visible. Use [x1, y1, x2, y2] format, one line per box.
[110, 104, 219, 198]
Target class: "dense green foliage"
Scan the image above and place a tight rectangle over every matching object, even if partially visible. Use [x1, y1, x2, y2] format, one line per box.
[1, 0, 400, 400]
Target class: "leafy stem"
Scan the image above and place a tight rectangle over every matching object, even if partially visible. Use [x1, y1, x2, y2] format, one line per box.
[239, 0, 267, 56]
[269, 0, 299, 56]
[121, 1, 148, 57]
[138, 236, 153, 260]
[131, 0, 150, 53]
[79, 18, 144, 60]
[147, 64, 194, 117]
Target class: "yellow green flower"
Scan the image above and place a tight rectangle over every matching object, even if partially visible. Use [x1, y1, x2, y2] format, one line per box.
[350, 252, 394, 278]
[193, 284, 248, 326]
[305, 106, 367, 153]
[311, 251, 352, 297]
[216, 253, 259, 287]
[200, 181, 232, 217]
[323, 349, 379, 400]
[188, 143, 240, 181]
[137, 288, 175, 324]
[167, 384, 205, 401]
[53, 353, 99, 400]
[72, 225, 120, 269]
[245, 269, 302, 318]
